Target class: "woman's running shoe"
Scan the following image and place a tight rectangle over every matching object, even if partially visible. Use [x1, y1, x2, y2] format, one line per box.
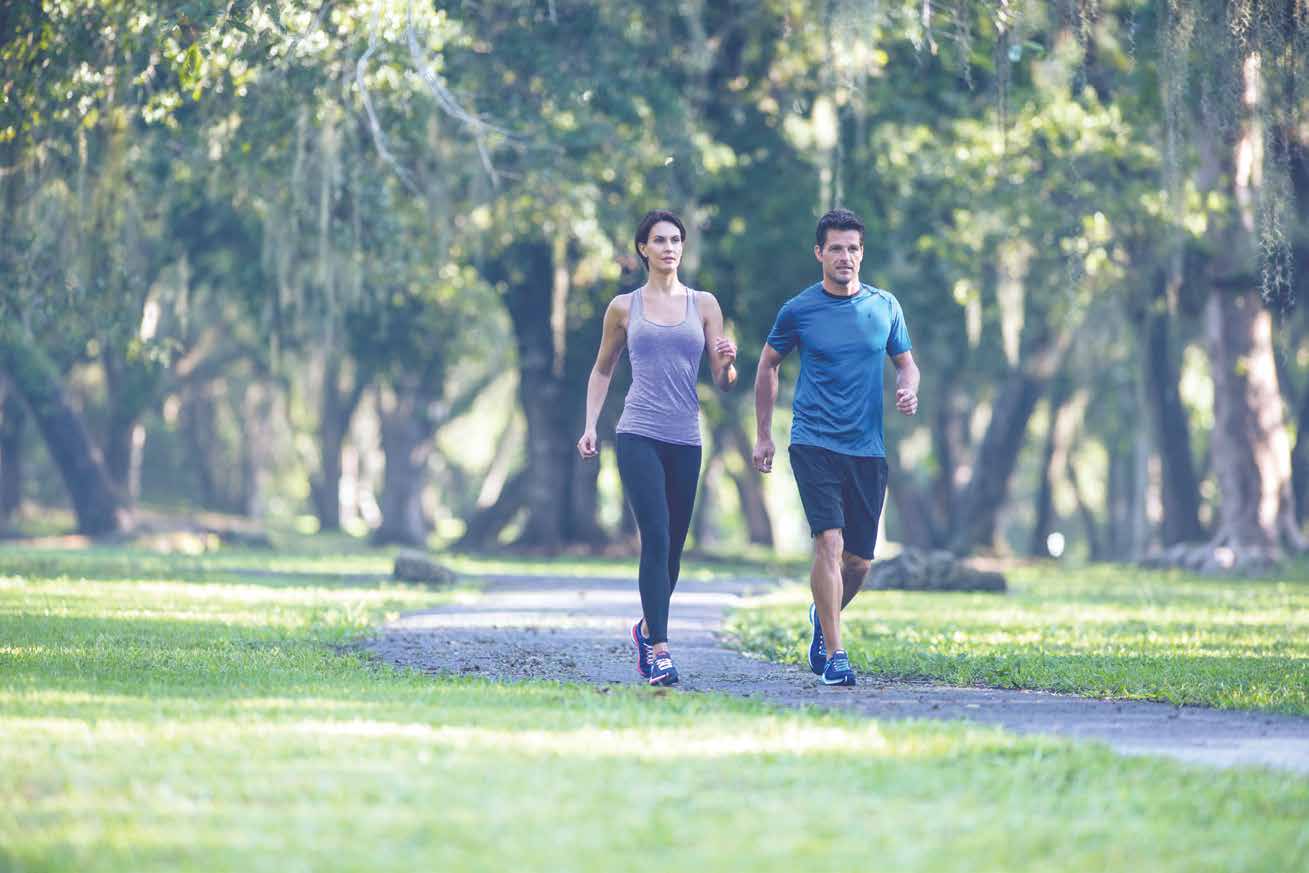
[648, 650, 679, 686]
[631, 619, 653, 680]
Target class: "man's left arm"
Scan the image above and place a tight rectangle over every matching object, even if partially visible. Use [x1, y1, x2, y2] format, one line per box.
[891, 351, 919, 416]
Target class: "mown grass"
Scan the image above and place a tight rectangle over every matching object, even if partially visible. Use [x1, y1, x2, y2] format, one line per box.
[729, 562, 1309, 714]
[1, 545, 1306, 873]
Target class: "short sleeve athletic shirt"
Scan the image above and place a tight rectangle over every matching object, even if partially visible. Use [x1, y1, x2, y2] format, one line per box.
[765, 282, 912, 458]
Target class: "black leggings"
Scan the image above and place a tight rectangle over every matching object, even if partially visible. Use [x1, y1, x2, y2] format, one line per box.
[615, 432, 701, 645]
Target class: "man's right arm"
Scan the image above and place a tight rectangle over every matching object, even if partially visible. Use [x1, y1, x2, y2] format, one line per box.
[752, 343, 785, 473]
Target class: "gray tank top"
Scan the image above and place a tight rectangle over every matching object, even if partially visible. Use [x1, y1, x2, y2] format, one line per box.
[616, 287, 705, 446]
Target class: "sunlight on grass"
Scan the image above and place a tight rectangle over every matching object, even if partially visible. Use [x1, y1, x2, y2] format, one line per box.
[7, 713, 969, 760]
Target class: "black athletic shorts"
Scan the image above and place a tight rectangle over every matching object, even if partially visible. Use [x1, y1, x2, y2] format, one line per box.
[788, 444, 889, 560]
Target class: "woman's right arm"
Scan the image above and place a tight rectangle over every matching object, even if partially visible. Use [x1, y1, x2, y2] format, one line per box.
[577, 297, 628, 459]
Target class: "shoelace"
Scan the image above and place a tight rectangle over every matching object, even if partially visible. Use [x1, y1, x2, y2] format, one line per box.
[653, 654, 673, 671]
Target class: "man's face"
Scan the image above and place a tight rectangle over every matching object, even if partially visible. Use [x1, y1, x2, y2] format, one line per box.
[815, 229, 863, 284]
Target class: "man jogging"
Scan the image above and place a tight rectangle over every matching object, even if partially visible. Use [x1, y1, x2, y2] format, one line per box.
[753, 208, 919, 686]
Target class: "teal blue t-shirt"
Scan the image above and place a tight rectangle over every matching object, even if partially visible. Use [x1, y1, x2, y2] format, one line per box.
[765, 282, 912, 458]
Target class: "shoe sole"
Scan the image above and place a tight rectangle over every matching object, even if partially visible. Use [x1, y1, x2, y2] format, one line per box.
[821, 674, 856, 686]
[631, 622, 651, 680]
[808, 603, 826, 675]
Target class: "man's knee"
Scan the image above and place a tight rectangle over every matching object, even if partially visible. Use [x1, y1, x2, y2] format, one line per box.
[814, 529, 844, 562]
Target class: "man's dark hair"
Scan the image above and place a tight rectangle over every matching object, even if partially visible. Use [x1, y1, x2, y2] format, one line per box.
[634, 210, 687, 270]
[815, 208, 865, 249]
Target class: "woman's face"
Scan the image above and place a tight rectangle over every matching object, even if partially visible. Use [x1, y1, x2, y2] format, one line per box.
[641, 221, 684, 274]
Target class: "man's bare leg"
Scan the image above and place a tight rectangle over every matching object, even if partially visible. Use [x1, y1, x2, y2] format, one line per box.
[811, 530, 844, 654]
[840, 551, 871, 608]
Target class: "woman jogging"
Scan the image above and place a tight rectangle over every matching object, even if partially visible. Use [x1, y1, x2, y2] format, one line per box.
[576, 210, 737, 686]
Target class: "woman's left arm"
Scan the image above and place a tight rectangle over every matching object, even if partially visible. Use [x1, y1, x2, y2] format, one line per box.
[699, 292, 737, 391]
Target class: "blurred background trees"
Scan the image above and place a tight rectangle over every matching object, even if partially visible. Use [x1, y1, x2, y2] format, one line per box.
[2, 0, 1306, 565]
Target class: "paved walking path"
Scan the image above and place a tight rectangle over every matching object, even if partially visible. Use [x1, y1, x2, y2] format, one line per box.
[369, 574, 1309, 773]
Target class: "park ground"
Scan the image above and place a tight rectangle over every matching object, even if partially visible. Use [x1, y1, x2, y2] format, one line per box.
[2, 539, 1307, 873]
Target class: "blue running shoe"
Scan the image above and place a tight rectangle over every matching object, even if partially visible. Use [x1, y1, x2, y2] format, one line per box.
[808, 602, 827, 675]
[631, 619, 653, 680]
[648, 650, 679, 686]
[822, 650, 856, 686]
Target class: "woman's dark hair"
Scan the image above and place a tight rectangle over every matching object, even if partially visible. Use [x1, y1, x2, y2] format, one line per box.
[815, 208, 865, 248]
[634, 210, 686, 270]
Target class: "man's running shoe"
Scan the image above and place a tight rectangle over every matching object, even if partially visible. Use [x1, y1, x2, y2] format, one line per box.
[631, 619, 653, 680]
[808, 602, 827, 675]
[648, 650, 679, 686]
[821, 650, 856, 686]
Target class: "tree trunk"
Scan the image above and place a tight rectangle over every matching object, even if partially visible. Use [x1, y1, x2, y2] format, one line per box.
[1139, 270, 1206, 544]
[950, 367, 1047, 554]
[104, 416, 145, 504]
[181, 384, 224, 510]
[0, 326, 127, 535]
[493, 240, 573, 551]
[567, 449, 609, 547]
[1066, 455, 1103, 560]
[241, 381, 276, 518]
[1104, 435, 1138, 558]
[888, 479, 942, 549]
[373, 381, 435, 547]
[1206, 288, 1303, 551]
[721, 419, 774, 547]
[690, 436, 725, 549]
[931, 389, 963, 539]
[309, 353, 367, 533]
[101, 350, 157, 504]
[1198, 48, 1305, 555]
[457, 470, 530, 550]
[1292, 374, 1309, 526]
[0, 382, 26, 524]
[1027, 381, 1071, 557]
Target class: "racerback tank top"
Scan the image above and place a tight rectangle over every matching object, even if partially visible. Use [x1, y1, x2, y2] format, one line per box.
[615, 287, 705, 446]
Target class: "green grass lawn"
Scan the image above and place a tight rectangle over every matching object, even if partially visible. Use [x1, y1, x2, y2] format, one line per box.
[2, 546, 1306, 873]
[730, 561, 1309, 715]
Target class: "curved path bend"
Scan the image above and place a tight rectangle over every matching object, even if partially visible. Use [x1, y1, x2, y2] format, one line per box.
[369, 574, 1309, 774]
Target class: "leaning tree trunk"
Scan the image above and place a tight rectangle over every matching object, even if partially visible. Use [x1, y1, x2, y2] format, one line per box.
[456, 471, 529, 550]
[950, 366, 1047, 554]
[373, 381, 436, 548]
[0, 326, 127, 535]
[1206, 287, 1303, 552]
[0, 382, 26, 524]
